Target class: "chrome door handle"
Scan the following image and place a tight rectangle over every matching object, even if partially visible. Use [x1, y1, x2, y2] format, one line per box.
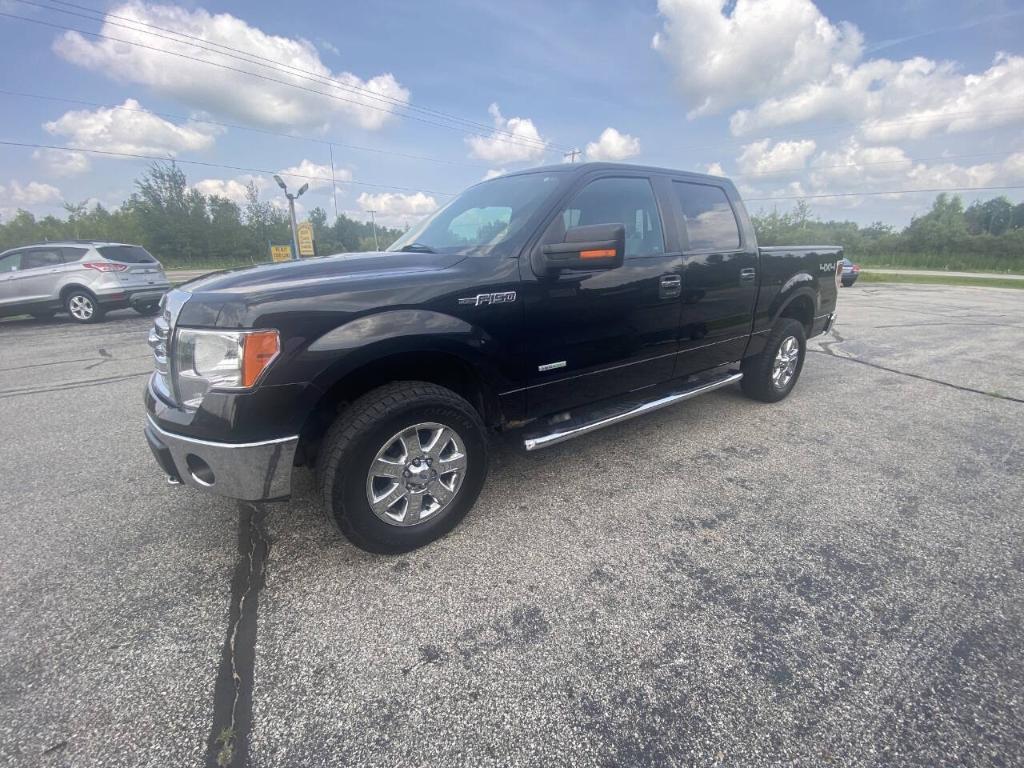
[659, 274, 682, 299]
[740, 268, 756, 281]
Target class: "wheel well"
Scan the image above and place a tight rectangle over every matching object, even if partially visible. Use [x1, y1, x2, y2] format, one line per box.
[60, 284, 96, 302]
[779, 294, 814, 335]
[297, 351, 500, 465]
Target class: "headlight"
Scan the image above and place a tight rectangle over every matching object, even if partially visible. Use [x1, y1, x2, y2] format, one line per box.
[174, 329, 280, 409]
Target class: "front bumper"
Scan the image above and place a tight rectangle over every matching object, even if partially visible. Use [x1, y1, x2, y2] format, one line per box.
[144, 416, 298, 501]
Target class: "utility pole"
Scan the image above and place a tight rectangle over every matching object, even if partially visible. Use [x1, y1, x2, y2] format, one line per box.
[564, 148, 581, 163]
[367, 209, 380, 251]
[273, 175, 308, 260]
[329, 144, 339, 222]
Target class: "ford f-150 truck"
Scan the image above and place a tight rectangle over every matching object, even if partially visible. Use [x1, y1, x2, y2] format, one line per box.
[144, 163, 841, 553]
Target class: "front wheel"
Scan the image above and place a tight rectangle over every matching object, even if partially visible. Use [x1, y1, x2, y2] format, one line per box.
[316, 381, 489, 554]
[65, 290, 104, 324]
[741, 318, 807, 403]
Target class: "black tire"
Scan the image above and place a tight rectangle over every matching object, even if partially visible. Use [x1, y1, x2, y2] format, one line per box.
[741, 318, 807, 403]
[316, 381, 489, 554]
[64, 289, 104, 324]
[134, 303, 160, 316]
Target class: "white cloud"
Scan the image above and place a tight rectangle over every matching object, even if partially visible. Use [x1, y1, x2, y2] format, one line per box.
[731, 53, 1024, 140]
[278, 159, 351, 191]
[44, 99, 220, 156]
[0, 179, 63, 208]
[466, 104, 547, 163]
[32, 148, 90, 177]
[744, 140, 1024, 208]
[703, 162, 725, 177]
[483, 169, 507, 181]
[653, 1, 1024, 144]
[194, 175, 264, 204]
[584, 128, 641, 161]
[652, 0, 862, 118]
[356, 191, 438, 218]
[736, 139, 817, 175]
[54, 3, 410, 131]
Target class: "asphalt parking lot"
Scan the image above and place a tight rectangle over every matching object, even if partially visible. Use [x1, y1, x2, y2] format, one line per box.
[1, 284, 1023, 767]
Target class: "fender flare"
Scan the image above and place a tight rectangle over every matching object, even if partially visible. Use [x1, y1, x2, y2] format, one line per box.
[770, 275, 819, 326]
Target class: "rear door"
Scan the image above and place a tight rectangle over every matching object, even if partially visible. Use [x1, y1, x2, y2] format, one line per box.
[670, 180, 759, 377]
[521, 173, 684, 417]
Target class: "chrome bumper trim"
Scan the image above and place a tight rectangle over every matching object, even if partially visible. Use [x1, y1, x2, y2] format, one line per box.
[145, 416, 298, 500]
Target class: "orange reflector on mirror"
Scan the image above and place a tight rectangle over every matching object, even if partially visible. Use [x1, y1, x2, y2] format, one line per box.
[580, 249, 616, 260]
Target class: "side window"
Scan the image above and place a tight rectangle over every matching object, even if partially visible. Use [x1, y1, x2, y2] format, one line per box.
[62, 247, 87, 263]
[673, 182, 741, 252]
[559, 177, 665, 258]
[0, 252, 21, 273]
[20, 249, 64, 270]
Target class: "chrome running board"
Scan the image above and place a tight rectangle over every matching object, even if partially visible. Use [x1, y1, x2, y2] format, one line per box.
[523, 372, 743, 451]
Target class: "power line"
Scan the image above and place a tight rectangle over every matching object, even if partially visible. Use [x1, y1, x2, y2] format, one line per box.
[0, 88, 493, 171]
[0, 8, 566, 154]
[0, 140, 457, 196]
[40, 0, 556, 149]
[744, 185, 1024, 202]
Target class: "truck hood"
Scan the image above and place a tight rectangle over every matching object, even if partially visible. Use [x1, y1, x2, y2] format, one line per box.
[179, 250, 466, 294]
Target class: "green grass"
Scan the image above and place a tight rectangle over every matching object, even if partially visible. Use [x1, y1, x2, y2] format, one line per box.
[856, 253, 1024, 273]
[857, 272, 1024, 289]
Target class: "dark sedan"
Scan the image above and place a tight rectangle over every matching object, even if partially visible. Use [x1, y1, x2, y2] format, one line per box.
[840, 257, 860, 287]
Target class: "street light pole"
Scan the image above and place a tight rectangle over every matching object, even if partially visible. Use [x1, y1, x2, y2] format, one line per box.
[273, 175, 308, 260]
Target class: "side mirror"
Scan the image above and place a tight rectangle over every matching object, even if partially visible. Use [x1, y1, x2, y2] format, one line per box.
[540, 223, 625, 271]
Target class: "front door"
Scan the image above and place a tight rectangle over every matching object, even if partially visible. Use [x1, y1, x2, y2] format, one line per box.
[669, 180, 759, 376]
[521, 174, 683, 417]
[6, 248, 65, 306]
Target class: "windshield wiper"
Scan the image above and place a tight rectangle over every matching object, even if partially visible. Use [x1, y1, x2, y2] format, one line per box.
[398, 242, 436, 253]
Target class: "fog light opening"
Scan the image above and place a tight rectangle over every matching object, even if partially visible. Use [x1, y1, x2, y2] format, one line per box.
[185, 454, 215, 486]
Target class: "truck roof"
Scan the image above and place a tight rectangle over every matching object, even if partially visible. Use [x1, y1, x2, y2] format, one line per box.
[497, 161, 729, 184]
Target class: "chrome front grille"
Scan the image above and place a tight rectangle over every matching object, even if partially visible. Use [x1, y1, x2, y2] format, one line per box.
[149, 314, 170, 374]
[148, 289, 189, 405]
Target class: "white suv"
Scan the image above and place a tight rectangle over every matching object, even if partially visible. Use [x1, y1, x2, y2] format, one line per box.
[0, 241, 171, 323]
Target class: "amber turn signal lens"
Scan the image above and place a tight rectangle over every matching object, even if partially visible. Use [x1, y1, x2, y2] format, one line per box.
[580, 248, 616, 260]
[241, 330, 280, 387]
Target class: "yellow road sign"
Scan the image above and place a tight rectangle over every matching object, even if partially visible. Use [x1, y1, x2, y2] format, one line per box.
[296, 221, 315, 257]
[271, 245, 292, 262]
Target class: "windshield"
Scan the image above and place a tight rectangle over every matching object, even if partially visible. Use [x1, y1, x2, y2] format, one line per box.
[388, 172, 565, 256]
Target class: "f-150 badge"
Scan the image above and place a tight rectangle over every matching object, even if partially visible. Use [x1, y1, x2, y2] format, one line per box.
[458, 291, 517, 306]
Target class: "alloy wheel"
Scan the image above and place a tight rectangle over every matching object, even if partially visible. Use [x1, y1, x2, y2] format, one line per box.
[365, 422, 467, 526]
[772, 335, 800, 390]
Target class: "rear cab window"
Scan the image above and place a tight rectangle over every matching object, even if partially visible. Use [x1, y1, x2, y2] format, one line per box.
[98, 245, 157, 263]
[672, 181, 741, 252]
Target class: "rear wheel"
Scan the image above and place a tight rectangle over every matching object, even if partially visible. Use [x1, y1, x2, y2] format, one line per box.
[134, 302, 160, 316]
[316, 381, 489, 554]
[741, 318, 806, 403]
[65, 290, 104, 324]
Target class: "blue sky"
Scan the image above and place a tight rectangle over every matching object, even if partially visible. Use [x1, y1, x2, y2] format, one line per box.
[1, 0, 1023, 228]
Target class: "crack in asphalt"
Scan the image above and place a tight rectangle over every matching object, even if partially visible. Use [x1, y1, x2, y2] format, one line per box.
[811, 337, 1024, 404]
[0, 371, 151, 399]
[207, 503, 271, 768]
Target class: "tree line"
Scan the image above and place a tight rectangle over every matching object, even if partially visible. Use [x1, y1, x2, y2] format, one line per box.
[1, 163, 1022, 273]
[0, 163, 403, 267]
[752, 195, 1024, 272]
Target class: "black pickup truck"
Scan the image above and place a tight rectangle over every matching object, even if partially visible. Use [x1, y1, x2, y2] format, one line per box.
[145, 162, 840, 552]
